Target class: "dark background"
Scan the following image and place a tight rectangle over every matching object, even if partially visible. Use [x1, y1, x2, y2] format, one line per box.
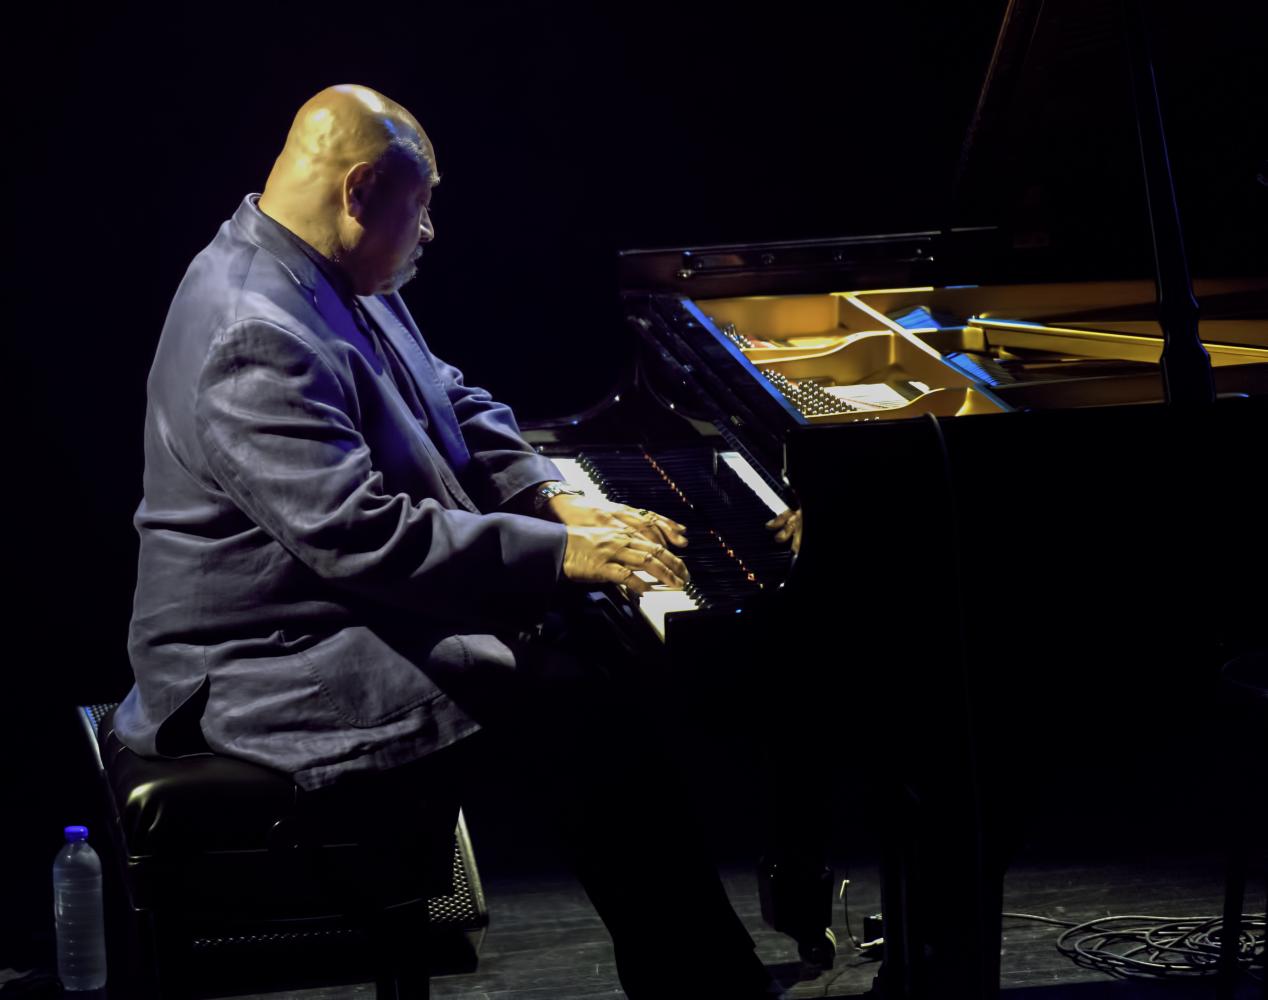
[3, 0, 1264, 970]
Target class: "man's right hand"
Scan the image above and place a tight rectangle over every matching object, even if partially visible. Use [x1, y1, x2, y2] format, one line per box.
[562, 524, 689, 595]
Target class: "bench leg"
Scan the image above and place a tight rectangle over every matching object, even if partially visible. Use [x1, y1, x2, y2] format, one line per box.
[147, 912, 192, 1000]
[372, 910, 431, 1000]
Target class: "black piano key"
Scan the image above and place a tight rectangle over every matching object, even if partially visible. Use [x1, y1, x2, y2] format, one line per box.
[577, 447, 793, 606]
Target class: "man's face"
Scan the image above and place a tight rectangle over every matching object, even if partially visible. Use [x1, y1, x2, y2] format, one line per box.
[349, 153, 436, 295]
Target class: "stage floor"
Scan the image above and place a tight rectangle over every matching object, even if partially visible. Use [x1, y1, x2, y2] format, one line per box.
[214, 849, 1263, 999]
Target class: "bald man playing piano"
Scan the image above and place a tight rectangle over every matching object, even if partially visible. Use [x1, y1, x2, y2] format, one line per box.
[114, 85, 782, 997]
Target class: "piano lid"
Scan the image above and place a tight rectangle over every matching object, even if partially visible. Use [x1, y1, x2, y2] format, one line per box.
[620, 2, 1263, 297]
[952, 0, 1267, 282]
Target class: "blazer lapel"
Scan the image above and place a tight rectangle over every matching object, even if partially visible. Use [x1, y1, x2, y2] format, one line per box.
[358, 294, 473, 478]
[308, 278, 479, 513]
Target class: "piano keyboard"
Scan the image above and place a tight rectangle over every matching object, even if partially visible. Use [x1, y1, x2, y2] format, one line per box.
[550, 449, 791, 641]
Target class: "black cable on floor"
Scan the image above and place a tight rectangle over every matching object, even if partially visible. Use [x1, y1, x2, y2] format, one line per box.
[1003, 910, 1265, 981]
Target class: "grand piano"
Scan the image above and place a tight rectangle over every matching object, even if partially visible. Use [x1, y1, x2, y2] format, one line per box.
[521, 1, 1267, 995]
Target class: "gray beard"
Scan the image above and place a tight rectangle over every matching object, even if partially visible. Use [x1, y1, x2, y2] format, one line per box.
[383, 246, 424, 294]
[382, 262, 419, 295]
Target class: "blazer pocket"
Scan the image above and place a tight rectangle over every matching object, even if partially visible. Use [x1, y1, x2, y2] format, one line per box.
[295, 626, 444, 728]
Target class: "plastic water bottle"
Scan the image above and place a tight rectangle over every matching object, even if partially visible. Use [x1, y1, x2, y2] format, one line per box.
[53, 825, 107, 991]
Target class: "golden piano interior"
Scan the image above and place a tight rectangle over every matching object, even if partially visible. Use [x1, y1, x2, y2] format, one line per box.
[698, 279, 1268, 421]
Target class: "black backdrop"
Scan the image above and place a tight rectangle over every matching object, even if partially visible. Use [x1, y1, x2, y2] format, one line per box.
[9, 0, 1000, 693]
[4, 0, 1263, 968]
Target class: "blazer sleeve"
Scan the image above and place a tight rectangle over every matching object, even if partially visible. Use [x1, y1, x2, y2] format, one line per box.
[429, 352, 567, 510]
[194, 318, 568, 629]
[378, 291, 565, 509]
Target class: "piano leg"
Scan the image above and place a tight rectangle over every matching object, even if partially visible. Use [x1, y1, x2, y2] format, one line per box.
[868, 637, 1007, 1000]
[875, 776, 1004, 1000]
[755, 636, 839, 969]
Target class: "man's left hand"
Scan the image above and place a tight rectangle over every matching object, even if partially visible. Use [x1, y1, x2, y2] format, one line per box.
[545, 493, 689, 551]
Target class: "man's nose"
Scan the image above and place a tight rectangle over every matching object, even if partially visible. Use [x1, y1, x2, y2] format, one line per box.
[419, 209, 435, 243]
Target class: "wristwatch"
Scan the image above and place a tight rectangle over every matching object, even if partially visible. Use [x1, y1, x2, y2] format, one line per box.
[533, 481, 585, 512]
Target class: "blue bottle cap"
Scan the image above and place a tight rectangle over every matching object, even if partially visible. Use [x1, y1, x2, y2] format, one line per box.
[64, 825, 89, 842]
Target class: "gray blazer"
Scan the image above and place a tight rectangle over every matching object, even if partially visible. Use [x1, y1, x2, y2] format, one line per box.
[115, 194, 569, 789]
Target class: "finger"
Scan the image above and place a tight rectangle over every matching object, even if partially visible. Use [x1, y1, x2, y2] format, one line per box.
[615, 518, 676, 551]
[602, 562, 650, 595]
[612, 510, 658, 538]
[626, 505, 685, 530]
[644, 509, 688, 537]
[616, 509, 688, 548]
[617, 543, 688, 589]
[766, 509, 792, 530]
[653, 517, 689, 547]
[653, 550, 690, 586]
[640, 519, 688, 550]
[611, 542, 684, 588]
[627, 538, 689, 580]
[641, 554, 687, 589]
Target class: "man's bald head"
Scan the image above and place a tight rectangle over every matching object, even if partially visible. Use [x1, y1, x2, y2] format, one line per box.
[259, 85, 439, 295]
[267, 85, 438, 190]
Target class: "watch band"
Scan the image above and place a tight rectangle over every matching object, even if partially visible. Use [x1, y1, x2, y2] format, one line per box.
[534, 481, 585, 511]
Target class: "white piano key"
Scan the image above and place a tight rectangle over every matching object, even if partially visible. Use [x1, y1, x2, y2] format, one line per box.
[544, 451, 785, 641]
[637, 586, 703, 642]
[545, 458, 701, 638]
[719, 451, 787, 516]
[548, 457, 598, 494]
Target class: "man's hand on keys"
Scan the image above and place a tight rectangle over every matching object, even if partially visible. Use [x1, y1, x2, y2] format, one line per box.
[546, 493, 688, 549]
[534, 489, 690, 593]
[561, 523, 689, 594]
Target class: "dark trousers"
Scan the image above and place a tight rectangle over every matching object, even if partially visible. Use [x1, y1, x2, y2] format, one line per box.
[302, 601, 775, 999]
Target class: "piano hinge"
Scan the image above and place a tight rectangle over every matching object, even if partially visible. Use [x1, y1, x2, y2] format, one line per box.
[675, 234, 938, 280]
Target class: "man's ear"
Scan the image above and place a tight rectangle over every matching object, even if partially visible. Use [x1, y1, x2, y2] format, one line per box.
[343, 161, 377, 222]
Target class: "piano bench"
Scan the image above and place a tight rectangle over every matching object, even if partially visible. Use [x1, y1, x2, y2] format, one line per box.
[1215, 649, 1267, 1000]
[78, 703, 487, 1000]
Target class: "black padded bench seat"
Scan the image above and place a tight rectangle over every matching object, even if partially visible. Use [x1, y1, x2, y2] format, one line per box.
[78, 703, 487, 999]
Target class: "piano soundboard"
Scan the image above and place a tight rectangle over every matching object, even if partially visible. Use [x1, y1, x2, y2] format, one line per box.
[550, 449, 790, 641]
